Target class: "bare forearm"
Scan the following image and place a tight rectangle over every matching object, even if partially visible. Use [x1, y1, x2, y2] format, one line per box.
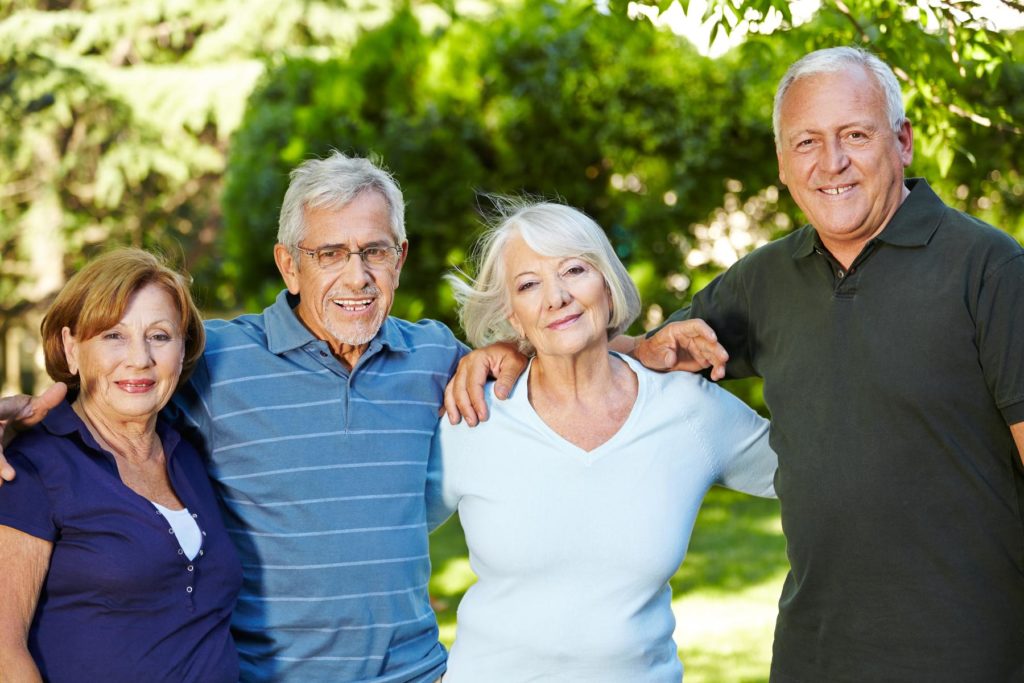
[0, 526, 50, 683]
[1011, 422, 1024, 468]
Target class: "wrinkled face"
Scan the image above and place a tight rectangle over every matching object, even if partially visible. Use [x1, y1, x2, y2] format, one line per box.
[63, 283, 185, 423]
[504, 235, 611, 359]
[776, 65, 913, 255]
[275, 191, 407, 353]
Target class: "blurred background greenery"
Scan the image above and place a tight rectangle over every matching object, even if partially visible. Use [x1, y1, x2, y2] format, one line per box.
[2, 1, 1022, 679]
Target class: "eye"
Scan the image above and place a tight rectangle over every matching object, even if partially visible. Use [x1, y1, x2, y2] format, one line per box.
[102, 331, 123, 341]
[361, 247, 389, 263]
[796, 138, 814, 149]
[564, 264, 587, 276]
[149, 332, 174, 343]
[516, 281, 538, 292]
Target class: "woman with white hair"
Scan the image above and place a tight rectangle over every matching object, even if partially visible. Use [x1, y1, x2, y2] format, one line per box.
[427, 201, 778, 682]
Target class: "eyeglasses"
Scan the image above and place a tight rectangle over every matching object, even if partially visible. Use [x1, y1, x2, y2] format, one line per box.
[292, 243, 403, 270]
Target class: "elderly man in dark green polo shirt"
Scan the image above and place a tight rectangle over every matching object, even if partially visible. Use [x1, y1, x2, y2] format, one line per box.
[445, 46, 1024, 681]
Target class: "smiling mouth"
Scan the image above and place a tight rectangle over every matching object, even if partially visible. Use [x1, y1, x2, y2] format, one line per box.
[116, 380, 155, 392]
[332, 298, 374, 312]
[548, 314, 581, 329]
[820, 185, 854, 196]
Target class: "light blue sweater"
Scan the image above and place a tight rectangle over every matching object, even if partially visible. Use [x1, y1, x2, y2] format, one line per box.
[428, 354, 776, 682]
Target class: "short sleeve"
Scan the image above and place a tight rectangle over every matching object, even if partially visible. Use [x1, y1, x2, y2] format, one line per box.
[0, 449, 59, 541]
[976, 253, 1024, 426]
[425, 423, 457, 532]
[698, 380, 777, 498]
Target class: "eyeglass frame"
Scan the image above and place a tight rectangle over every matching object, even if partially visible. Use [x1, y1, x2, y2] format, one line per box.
[291, 242, 405, 270]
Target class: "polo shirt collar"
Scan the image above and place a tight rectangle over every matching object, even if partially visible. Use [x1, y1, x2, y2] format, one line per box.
[41, 398, 181, 456]
[263, 289, 409, 356]
[791, 178, 941, 258]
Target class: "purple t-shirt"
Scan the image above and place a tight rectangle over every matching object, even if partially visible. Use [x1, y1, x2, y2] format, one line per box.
[0, 400, 241, 683]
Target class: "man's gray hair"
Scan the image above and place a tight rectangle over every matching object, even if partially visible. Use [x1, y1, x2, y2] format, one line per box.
[773, 46, 906, 148]
[277, 151, 406, 247]
[448, 200, 641, 355]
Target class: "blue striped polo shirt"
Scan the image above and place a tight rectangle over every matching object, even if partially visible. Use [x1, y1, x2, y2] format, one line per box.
[171, 290, 466, 683]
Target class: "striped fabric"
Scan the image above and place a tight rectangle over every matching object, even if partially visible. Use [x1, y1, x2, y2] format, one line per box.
[171, 290, 466, 683]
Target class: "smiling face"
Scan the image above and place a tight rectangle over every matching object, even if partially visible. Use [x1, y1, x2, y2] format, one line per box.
[776, 64, 913, 263]
[274, 190, 408, 363]
[504, 234, 612, 360]
[62, 283, 186, 424]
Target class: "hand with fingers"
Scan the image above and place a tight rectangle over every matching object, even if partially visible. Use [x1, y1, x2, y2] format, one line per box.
[442, 342, 528, 427]
[0, 383, 67, 483]
[634, 319, 729, 381]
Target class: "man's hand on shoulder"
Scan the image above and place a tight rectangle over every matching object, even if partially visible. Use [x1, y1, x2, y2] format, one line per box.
[0, 383, 67, 483]
[634, 319, 729, 380]
[443, 343, 528, 427]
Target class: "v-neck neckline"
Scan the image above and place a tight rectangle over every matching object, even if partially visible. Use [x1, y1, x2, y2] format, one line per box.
[509, 351, 647, 463]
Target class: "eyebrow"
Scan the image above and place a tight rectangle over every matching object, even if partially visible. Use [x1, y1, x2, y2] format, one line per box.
[311, 239, 393, 250]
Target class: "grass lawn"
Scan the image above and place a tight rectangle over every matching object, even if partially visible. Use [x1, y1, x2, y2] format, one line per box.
[429, 487, 788, 682]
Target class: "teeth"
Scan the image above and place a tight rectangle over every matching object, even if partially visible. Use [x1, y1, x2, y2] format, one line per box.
[822, 186, 852, 195]
[333, 299, 372, 311]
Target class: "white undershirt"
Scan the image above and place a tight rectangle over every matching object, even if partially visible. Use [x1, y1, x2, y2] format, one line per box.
[153, 502, 202, 560]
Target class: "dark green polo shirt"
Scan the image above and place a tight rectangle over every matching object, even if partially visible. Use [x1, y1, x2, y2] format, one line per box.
[666, 179, 1024, 681]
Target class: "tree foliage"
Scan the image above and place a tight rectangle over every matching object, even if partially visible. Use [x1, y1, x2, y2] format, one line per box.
[3, 0, 1022, 403]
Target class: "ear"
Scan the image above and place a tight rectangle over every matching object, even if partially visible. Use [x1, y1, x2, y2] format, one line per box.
[62, 326, 79, 375]
[896, 119, 914, 168]
[274, 244, 301, 295]
[393, 240, 409, 288]
[777, 148, 787, 186]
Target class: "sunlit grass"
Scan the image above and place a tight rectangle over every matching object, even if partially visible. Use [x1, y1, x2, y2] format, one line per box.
[429, 487, 788, 682]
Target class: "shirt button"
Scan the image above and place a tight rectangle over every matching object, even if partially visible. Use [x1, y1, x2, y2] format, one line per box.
[177, 549, 184, 555]
[187, 565, 194, 572]
[168, 528, 175, 534]
[186, 586, 193, 593]
[192, 513, 198, 519]
[837, 269, 845, 278]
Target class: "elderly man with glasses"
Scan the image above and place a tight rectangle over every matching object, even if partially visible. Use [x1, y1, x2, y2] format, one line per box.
[161, 152, 469, 683]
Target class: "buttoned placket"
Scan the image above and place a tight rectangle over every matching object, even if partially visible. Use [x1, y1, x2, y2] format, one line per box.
[162, 508, 207, 610]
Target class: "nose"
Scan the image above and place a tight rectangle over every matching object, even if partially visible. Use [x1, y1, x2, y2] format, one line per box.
[126, 335, 155, 368]
[338, 252, 373, 288]
[821, 137, 850, 174]
[543, 280, 571, 309]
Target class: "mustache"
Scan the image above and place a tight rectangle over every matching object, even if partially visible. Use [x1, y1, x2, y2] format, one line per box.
[324, 286, 381, 300]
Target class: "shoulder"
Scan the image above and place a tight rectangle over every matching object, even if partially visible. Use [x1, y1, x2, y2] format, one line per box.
[202, 312, 270, 350]
[707, 227, 814, 286]
[387, 317, 462, 345]
[382, 317, 468, 364]
[4, 423, 85, 491]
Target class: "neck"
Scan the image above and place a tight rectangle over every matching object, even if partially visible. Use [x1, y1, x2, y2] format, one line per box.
[72, 397, 159, 463]
[528, 342, 620, 404]
[821, 183, 911, 269]
[331, 341, 369, 370]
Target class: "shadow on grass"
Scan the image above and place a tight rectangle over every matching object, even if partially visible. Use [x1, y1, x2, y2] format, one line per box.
[429, 486, 788, 638]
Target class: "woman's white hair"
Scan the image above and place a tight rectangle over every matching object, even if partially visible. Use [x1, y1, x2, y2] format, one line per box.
[277, 150, 406, 248]
[773, 46, 906, 148]
[448, 199, 641, 354]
